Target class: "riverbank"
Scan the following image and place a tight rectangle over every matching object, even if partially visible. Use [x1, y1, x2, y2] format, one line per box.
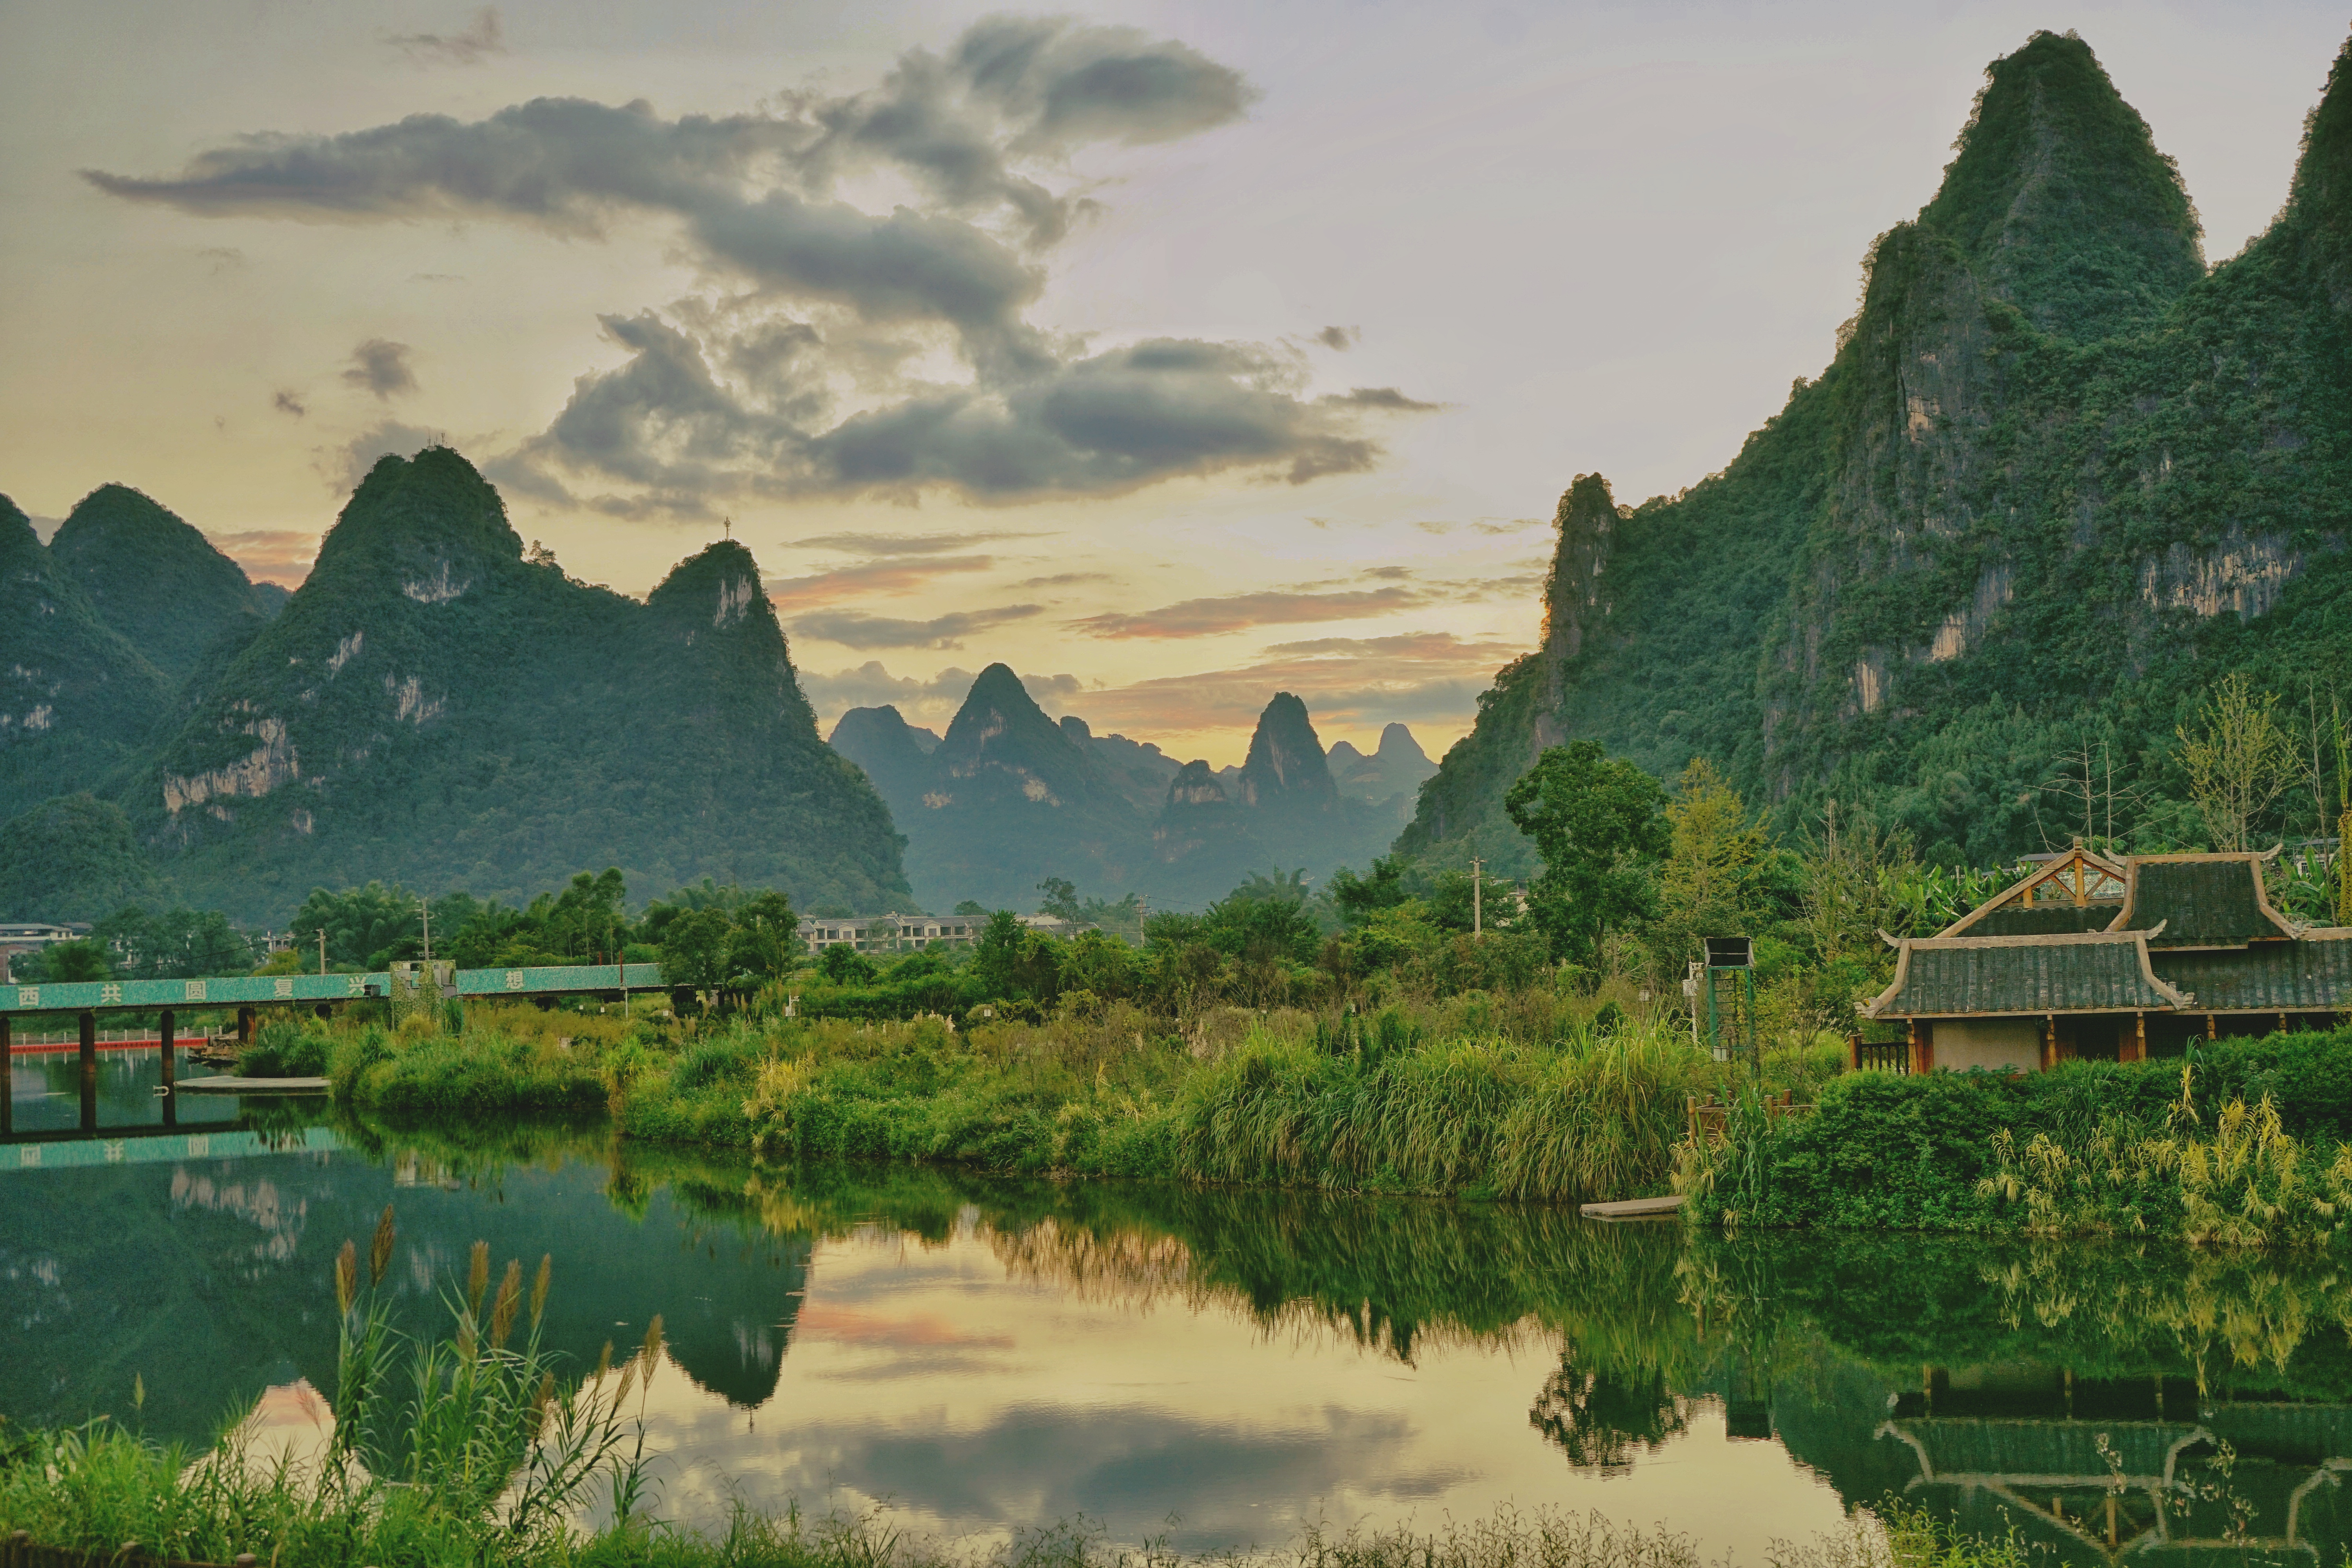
[244, 998, 2352, 1239]
[268, 998, 1839, 1206]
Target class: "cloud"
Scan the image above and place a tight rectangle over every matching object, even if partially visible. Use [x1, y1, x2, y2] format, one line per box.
[327, 419, 445, 490]
[802, 661, 977, 717]
[207, 528, 321, 586]
[1315, 325, 1359, 350]
[273, 390, 307, 417]
[1070, 586, 1424, 639]
[87, 21, 1430, 510]
[342, 339, 417, 399]
[385, 7, 505, 66]
[763, 554, 996, 610]
[1014, 571, 1112, 588]
[1066, 631, 1528, 735]
[787, 603, 1042, 650]
[780, 530, 1041, 556]
[1322, 386, 1439, 412]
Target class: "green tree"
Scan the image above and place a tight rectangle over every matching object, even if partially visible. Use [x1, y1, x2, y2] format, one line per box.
[27, 939, 113, 983]
[973, 911, 1061, 1002]
[2178, 673, 2297, 852]
[659, 907, 735, 993]
[818, 942, 878, 985]
[290, 881, 420, 969]
[730, 890, 800, 982]
[1650, 759, 1769, 972]
[1504, 740, 1668, 964]
[1035, 878, 1082, 922]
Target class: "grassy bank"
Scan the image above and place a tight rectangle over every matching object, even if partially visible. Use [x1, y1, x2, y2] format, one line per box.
[1680, 1030, 2352, 1243]
[252, 997, 1841, 1206]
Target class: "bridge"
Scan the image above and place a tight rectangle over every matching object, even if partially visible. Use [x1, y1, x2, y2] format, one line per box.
[2, 962, 668, 1138]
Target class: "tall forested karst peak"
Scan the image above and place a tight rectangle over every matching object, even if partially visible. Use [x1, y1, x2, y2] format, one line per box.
[935, 664, 1098, 798]
[828, 705, 935, 820]
[2283, 27, 2352, 303]
[1236, 692, 1338, 812]
[309, 447, 524, 601]
[0, 491, 172, 822]
[111, 447, 908, 917]
[1916, 30, 2203, 341]
[50, 484, 272, 684]
[1401, 24, 2352, 877]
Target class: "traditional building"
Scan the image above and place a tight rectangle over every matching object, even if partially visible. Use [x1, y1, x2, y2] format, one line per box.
[799, 915, 980, 954]
[1860, 846, 2352, 1072]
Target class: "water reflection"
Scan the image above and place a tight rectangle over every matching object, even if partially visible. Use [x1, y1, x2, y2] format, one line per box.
[11, 1114, 2352, 1560]
[6, 1045, 243, 1134]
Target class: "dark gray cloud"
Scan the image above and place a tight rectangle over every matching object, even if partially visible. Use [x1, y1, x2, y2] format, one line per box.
[1316, 325, 1359, 350]
[788, 603, 1043, 650]
[1071, 585, 1425, 639]
[87, 20, 1430, 509]
[342, 339, 417, 400]
[1322, 386, 1439, 411]
[385, 7, 505, 66]
[273, 389, 307, 417]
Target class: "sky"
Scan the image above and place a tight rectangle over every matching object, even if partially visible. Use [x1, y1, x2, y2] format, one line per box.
[1, 1, 2344, 766]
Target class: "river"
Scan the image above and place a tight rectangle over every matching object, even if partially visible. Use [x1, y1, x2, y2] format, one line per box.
[5, 1083, 2346, 1563]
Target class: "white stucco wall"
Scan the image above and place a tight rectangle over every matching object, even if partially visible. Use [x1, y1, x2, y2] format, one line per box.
[1934, 1018, 2040, 1074]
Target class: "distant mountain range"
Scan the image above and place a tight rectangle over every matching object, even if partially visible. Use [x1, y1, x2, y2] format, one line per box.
[826, 673, 1432, 911]
[0, 451, 1434, 923]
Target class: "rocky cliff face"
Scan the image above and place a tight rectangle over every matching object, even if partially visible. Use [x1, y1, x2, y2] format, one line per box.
[1403, 27, 2352, 873]
[116, 448, 908, 918]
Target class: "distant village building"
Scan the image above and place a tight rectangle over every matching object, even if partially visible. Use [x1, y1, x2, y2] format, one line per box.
[800, 915, 980, 954]
[0, 921, 90, 984]
[1862, 845, 2352, 1071]
[1016, 915, 1098, 939]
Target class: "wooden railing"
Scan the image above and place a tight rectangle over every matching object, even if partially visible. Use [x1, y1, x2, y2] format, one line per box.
[1685, 1089, 1808, 1147]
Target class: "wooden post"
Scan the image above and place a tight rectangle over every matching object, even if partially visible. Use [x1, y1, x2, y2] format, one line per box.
[79, 1009, 98, 1132]
[2127, 1013, 2145, 1064]
[1847, 1032, 1863, 1072]
[2042, 1016, 2057, 1072]
[1, 1014, 11, 1136]
[2206, 1013, 2217, 1041]
[1907, 1019, 1933, 1075]
[159, 1007, 177, 1129]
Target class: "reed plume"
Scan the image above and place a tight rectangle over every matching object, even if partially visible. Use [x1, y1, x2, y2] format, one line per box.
[490, 1260, 522, 1349]
[334, 1239, 357, 1317]
[466, 1240, 490, 1316]
[368, 1203, 396, 1288]
[530, 1254, 551, 1330]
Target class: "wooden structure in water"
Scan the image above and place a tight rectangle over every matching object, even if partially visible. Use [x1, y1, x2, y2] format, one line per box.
[1860, 846, 2352, 1073]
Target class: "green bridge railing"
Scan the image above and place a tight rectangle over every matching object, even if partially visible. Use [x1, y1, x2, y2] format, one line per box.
[1, 962, 667, 1016]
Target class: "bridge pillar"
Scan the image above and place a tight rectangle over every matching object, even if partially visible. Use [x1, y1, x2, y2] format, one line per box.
[236, 1006, 254, 1046]
[159, 1008, 177, 1129]
[79, 1010, 97, 1132]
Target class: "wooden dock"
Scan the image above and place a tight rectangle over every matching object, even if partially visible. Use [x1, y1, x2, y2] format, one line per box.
[1579, 1194, 1685, 1221]
[175, 1075, 331, 1094]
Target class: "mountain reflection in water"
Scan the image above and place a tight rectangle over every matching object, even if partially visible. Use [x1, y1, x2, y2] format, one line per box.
[7, 1114, 2352, 1561]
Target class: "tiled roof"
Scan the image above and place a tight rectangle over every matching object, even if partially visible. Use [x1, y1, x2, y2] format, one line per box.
[2152, 933, 2352, 1013]
[1862, 929, 2190, 1019]
[2107, 853, 2301, 949]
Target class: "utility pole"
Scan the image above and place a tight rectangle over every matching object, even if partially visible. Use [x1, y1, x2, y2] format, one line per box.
[419, 898, 432, 964]
[318, 929, 328, 977]
[1471, 856, 1483, 937]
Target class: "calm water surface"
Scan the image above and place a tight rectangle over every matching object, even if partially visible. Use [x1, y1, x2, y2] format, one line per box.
[6, 1108, 2349, 1564]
